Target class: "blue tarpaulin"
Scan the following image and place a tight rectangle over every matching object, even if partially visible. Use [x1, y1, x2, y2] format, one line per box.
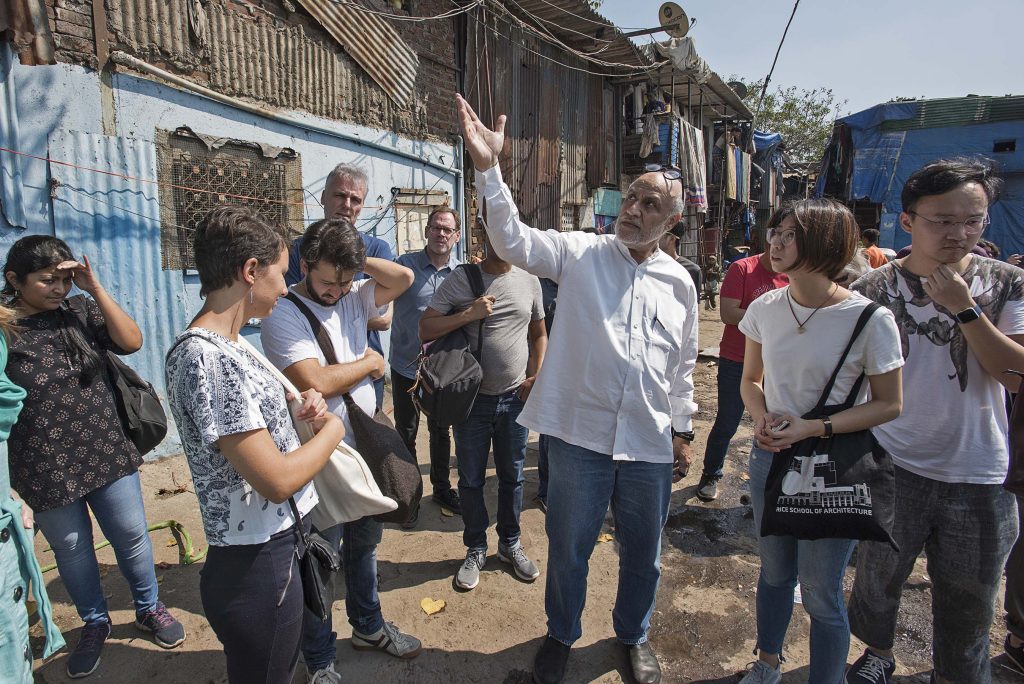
[816, 100, 1024, 255]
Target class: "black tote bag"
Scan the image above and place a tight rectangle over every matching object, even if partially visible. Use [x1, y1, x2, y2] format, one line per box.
[760, 303, 899, 550]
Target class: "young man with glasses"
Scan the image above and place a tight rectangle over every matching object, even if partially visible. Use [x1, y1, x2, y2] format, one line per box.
[389, 206, 464, 523]
[846, 158, 1024, 684]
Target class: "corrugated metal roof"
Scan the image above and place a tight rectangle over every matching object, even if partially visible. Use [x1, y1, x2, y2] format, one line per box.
[109, 0, 424, 135]
[49, 129, 191, 459]
[510, 0, 650, 70]
[294, 0, 419, 106]
[879, 95, 1024, 132]
[0, 0, 55, 65]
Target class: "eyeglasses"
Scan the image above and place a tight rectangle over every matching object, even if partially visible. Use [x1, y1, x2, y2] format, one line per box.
[766, 228, 797, 246]
[908, 211, 990, 235]
[644, 163, 682, 180]
[427, 224, 459, 236]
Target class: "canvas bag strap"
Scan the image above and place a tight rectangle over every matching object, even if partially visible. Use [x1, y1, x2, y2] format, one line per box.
[808, 302, 881, 416]
[459, 263, 487, 357]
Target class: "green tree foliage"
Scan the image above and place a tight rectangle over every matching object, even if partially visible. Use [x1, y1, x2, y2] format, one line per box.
[740, 79, 847, 164]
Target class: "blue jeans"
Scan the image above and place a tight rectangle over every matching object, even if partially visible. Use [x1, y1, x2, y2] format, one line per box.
[545, 437, 672, 645]
[749, 447, 856, 684]
[701, 358, 745, 479]
[33, 471, 159, 627]
[537, 434, 550, 501]
[453, 391, 528, 551]
[301, 516, 385, 671]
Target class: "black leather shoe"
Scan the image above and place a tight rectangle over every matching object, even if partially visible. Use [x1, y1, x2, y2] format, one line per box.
[532, 636, 571, 684]
[432, 488, 462, 515]
[625, 641, 662, 684]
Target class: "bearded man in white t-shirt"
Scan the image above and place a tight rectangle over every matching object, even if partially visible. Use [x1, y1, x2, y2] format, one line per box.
[260, 219, 420, 684]
[845, 158, 1024, 684]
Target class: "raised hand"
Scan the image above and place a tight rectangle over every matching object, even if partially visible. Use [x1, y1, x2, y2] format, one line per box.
[57, 255, 102, 295]
[456, 94, 505, 172]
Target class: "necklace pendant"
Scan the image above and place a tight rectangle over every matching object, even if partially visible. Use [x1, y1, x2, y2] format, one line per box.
[797, 325, 806, 334]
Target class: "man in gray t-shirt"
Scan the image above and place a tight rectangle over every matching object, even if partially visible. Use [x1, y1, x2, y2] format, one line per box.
[420, 230, 547, 592]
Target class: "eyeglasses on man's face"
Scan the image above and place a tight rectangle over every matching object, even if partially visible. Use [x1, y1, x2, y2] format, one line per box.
[427, 224, 459, 236]
[908, 211, 990, 236]
[644, 163, 682, 181]
[766, 228, 797, 246]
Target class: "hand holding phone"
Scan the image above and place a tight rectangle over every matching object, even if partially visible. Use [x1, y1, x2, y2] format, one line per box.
[770, 419, 791, 433]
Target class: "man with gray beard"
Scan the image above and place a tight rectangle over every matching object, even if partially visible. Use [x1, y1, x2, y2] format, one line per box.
[456, 95, 698, 684]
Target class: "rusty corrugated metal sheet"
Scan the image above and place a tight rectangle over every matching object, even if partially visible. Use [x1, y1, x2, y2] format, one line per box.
[49, 129, 192, 459]
[294, 0, 419, 107]
[0, 0, 55, 65]
[109, 0, 415, 130]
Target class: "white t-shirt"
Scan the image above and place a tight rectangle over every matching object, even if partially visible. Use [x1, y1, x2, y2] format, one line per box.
[852, 258, 1024, 484]
[739, 288, 904, 418]
[260, 280, 387, 447]
[165, 328, 318, 546]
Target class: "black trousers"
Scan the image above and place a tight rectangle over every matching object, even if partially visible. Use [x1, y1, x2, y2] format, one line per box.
[200, 526, 305, 684]
[391, 367, 454, 493]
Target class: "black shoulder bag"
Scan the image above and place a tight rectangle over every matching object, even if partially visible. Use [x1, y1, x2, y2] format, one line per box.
[760, 303, 899, 550]
[287, 497, 340, 623]
[411, 263, 487, 427]
[284, 291, 422, 525]
[67, 296, 168, 455]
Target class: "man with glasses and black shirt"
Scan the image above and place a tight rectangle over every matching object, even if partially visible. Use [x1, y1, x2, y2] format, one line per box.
[845, 158, 1024, 684]
[389, 207, 464, 523]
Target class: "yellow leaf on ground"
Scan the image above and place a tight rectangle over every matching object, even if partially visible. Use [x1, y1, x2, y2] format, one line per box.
[596, 533, 614, 543]
[166, 538, 178, 547]
[420, 597, 446, 616]
[440, 507, 454, 517]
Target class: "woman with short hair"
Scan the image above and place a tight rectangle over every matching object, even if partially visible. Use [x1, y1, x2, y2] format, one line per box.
[737, 200, 904, 684]
[165, 206, 343, 683]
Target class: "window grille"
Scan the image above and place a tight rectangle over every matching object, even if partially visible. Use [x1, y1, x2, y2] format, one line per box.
[156, 128, 304, 270]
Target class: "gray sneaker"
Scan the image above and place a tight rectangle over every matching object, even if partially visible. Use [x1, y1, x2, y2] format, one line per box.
[455, 548, 487, 590]
[697, 476, 720, 502]
[352, 621, 422, 659]
[498, 542, 540, 581]
[739, 660, 781, 684]
[306, 662, 341, 684]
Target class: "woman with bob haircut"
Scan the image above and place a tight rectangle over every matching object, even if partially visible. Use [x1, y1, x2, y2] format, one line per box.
[735, 199, 904, 684]
[2, 235, 185, 679]
[165, 206, 344, 683]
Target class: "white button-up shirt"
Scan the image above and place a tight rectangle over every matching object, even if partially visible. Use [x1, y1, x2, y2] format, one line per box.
[478, 165, 698, 463]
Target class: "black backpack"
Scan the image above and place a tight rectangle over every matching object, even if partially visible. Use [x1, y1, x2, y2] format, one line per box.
[67, 296, 168, 456]
[412, 264, 486, 427]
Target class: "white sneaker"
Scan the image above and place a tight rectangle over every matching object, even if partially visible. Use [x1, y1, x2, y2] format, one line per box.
[306, 662, 341, 684]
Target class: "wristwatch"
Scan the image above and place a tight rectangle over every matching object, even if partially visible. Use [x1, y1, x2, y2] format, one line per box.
[953, 304, 983, 324]
[672, 429, 695, 442]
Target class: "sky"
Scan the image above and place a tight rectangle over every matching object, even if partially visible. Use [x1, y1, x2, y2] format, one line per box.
[597, 0, 1022, 117]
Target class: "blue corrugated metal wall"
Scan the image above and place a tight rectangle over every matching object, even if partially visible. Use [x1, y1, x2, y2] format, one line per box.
[50, 130, 193, 458]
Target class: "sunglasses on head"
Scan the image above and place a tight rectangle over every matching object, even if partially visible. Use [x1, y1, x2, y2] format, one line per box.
[644, 163, 682, 180]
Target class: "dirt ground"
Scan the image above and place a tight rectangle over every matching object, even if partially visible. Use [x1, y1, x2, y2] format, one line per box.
[29, 308, 1022, 683]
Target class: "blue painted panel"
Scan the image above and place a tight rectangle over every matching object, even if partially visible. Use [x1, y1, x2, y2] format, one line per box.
[50, 130, 194, 458]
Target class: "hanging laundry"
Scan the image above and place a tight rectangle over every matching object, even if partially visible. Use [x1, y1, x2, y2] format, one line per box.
[679, 120, 708, 211]
[639, 114, 659, 158]
[725, 144, 738, 200]
[740, 151, 752, 205]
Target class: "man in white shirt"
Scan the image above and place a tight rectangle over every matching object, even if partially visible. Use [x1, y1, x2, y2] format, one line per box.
[456, 95, 698, 684]
[845, 159, 1024, 684]
[260, 219, 418, 684]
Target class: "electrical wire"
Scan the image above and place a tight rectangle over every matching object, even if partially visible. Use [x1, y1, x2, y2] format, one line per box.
[469, 11, 666, 78]
[502, 0, 615, 45]
[521, 0, 647, 32]
[755, 0, 801, 115]
[328, 0, 481, 22]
